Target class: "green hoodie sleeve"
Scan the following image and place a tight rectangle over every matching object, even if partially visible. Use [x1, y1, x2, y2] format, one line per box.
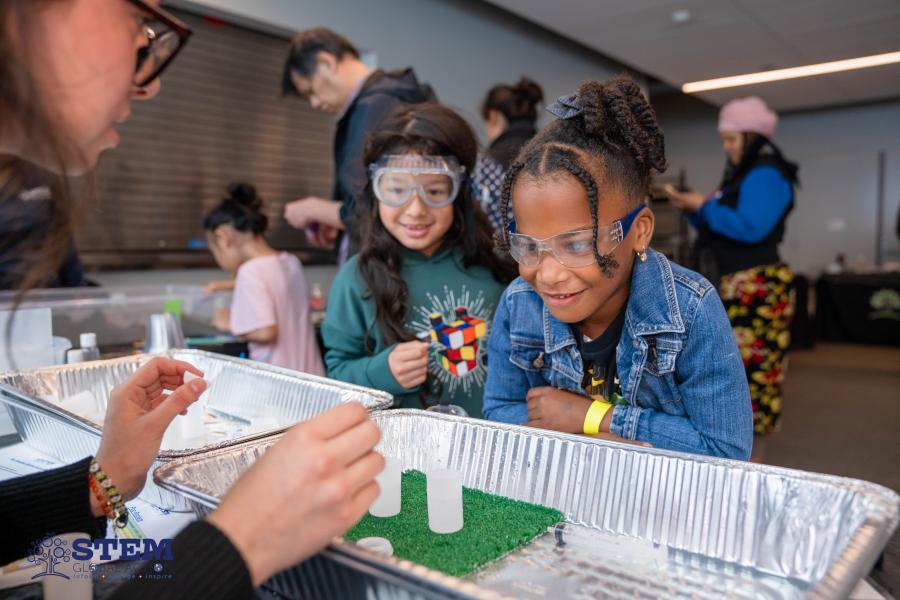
[321, 261, 408, 398]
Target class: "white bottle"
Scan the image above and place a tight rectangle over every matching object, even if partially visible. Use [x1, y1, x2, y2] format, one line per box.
[79, 333, 100, 361]
[309, 282, 325, 311]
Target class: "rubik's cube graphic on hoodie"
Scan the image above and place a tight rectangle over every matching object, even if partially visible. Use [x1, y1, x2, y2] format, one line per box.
[429, 307, 487, 377]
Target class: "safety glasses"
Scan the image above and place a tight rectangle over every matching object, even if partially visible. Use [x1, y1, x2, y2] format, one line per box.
[508, 204, 645, 268]
[369, 155, 466, 209]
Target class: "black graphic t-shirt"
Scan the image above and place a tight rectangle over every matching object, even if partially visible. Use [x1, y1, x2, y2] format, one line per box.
[574, 309, 626, 403]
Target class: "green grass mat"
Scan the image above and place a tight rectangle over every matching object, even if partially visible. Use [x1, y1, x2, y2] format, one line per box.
[345, 470, 563, 577]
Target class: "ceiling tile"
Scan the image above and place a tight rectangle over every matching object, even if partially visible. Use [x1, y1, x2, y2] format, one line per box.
[485, 0, 900, 110]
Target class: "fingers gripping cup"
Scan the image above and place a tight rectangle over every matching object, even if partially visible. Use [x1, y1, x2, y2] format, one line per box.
[369, 457, 401, 518]
[427, 469, 464, 534]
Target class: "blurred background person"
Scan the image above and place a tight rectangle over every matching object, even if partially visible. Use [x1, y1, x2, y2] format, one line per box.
[471, 77, 543, 233]
[667, 97, 799, 462]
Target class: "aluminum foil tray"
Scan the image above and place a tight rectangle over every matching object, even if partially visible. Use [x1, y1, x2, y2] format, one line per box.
[0, 349, 393, 510]
[153, 410, 898, 599]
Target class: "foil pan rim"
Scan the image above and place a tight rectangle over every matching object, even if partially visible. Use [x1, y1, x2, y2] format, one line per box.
[154, 409, 899, 599]
[0, 350, 395, 461]
[154, 408, 900, 513]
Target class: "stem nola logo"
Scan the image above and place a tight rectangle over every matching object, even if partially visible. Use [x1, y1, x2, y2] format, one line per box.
[27, 535, 73, 580]
[26, 534, 177, 581]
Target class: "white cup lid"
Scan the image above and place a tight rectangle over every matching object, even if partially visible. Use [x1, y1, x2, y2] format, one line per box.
[355, 537, 394, 557]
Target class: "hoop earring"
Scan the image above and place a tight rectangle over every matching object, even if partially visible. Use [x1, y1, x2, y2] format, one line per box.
[636, 248, 648, 262]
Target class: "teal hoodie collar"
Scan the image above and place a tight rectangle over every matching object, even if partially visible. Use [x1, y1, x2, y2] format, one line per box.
[401, 243, 456, 266]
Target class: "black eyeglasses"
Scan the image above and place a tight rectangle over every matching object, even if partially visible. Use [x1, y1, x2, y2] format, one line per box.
[128, 0, 193, 88]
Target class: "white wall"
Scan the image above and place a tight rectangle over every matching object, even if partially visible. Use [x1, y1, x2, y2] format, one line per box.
[179, 0, 638, 137]
[654, 92, 900, 276]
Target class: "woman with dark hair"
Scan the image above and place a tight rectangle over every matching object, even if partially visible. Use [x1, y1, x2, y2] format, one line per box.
[472, 77, 544, 232]
[322, 102, 517, 418]
[204, 182, 324, 375]
[667, 96, 798, 461]
[0, 2, 382, 598]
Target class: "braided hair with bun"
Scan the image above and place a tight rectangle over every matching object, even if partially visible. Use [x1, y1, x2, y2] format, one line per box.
[203, 182, 269, 235]
[495, 75, 667, 277]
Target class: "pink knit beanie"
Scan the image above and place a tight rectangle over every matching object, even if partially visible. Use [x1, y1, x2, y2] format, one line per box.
[718, 97, 777, 137]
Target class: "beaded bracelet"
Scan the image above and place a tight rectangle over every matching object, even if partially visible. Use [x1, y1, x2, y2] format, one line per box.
[88, 458, 129, 528]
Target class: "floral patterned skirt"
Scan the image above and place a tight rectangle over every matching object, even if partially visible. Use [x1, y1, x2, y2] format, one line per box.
[719, 264, 795, 435]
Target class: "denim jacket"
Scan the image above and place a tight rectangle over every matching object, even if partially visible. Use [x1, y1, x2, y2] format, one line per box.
[483, 248, 752, 460]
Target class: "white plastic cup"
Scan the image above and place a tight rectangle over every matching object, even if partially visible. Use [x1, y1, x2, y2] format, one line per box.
[65, 349, 85, 364]
[369, 457, 401, 518]
[161, 416, 184, 450]
[180, 400, 205, 441]
[426, 468, 464, 534]
[180, 371, 205, 441]
[52, 337, 72, 366]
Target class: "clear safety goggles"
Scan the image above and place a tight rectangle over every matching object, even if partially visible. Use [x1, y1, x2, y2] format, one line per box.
[368, 155, 466, 208]
[508, 204, 645, 268]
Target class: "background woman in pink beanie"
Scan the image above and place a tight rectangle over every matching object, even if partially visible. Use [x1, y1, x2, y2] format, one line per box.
[666, 96, 799, 462]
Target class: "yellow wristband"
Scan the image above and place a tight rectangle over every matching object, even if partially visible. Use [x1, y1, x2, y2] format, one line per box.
[583, 400, 613, 435]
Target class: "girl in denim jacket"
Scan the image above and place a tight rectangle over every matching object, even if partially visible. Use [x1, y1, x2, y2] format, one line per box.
[483, 76, 753, 459]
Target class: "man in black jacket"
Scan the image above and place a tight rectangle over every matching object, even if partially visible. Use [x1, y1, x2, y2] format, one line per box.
[281, 28, 434, 260]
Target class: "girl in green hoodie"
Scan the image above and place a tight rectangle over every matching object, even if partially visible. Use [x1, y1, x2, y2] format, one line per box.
[321, 103, 517, 417]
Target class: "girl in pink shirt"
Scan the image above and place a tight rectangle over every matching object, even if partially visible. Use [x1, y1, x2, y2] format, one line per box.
[204, 183, 325, 376]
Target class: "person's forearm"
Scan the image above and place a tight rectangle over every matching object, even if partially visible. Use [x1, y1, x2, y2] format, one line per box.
[482, 396, 528, 424]
[208, 280, 236, 292]
[315, 200, 345, 229]
[109, 521, 254, 600]
[610, 405, 749, 459]
[241, 325, 277, 344]
[0, 457, 105, 565]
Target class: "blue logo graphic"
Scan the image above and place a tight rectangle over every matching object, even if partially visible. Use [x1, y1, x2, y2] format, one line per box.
[27, 535, 176, 582]
[70, 538, 175, 561]
[27, 536, 72, 580]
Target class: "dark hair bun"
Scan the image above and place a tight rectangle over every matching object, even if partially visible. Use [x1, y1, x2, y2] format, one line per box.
[515, 77, 543, 106]
[577, 77, 668, 174]
[482, 77, 545, 123]
[227, 182, 262, 211]
[203, 182, 268, 235]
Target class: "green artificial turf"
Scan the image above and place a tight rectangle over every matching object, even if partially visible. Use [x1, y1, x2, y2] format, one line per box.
[345, 470, 563, 577]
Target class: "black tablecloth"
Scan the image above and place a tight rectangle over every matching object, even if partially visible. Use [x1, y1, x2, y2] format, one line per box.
[815, 272, 900, 346]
